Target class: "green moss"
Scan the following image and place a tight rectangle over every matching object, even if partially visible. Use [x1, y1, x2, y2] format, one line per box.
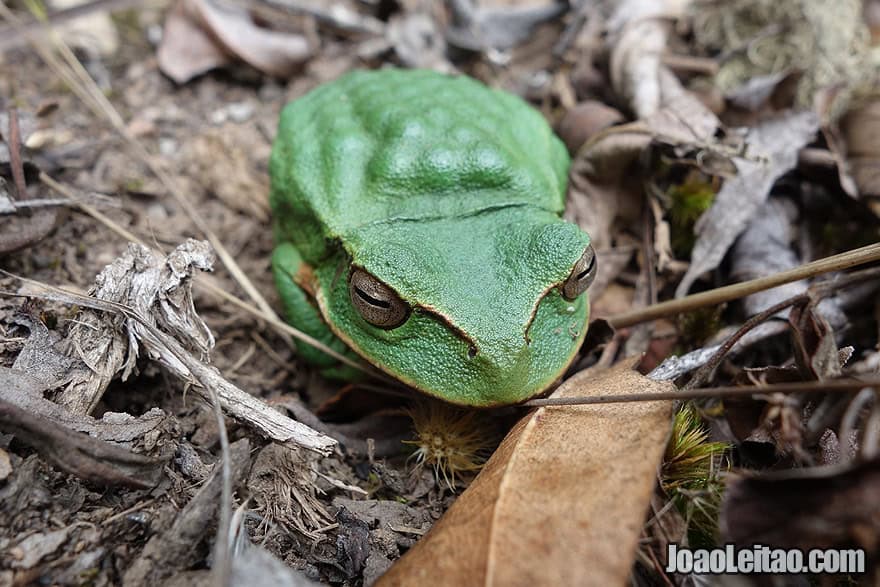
[661, 404, 728, 548]
[123, 178, 145, 192]
[667, 178, 715, 258]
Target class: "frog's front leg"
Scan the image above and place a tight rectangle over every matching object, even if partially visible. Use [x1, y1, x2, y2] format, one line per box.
[272, 242, 361, 379]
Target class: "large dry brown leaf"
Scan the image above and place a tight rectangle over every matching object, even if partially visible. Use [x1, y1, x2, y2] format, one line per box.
[377, 359, 674, 587]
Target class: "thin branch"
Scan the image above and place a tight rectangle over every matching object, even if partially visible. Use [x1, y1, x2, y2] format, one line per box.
[682, 293, 809, 390]
[522, 378, 880, 407]
[7, 108, 29, 202]
[607, 242, 880, 329]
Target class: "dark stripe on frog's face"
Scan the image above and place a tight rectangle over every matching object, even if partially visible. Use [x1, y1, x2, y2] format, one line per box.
[315, 208, 592, 406]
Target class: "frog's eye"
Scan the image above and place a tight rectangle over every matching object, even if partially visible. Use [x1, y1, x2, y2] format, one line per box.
[349, 269, 410, 329]
[561, 245, 597, 301]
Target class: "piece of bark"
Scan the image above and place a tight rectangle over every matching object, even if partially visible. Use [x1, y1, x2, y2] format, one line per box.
[12, 242, 336, 454]
[0, 366, 170, 445]
[0, 393, 166, 488]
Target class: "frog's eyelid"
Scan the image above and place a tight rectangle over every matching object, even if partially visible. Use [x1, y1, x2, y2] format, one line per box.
[561, 245, 597, 301]
[353, 284, 390, 308]
[575, 254, 596, 280]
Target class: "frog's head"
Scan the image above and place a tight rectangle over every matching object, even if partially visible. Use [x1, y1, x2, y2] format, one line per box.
[315, 208, 596, 407]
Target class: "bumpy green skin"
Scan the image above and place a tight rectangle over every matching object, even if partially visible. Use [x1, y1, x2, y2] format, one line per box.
[270, 69, 591, 406]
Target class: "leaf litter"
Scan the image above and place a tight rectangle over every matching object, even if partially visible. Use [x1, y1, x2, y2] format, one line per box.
[2, 0, 880, 584]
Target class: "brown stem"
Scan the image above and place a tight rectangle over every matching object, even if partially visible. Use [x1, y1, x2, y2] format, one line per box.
[682, 293, 810, 390]
[522, 378, 880, 407]
[607, 242, 880, 329]
[7, 107, 29, 203]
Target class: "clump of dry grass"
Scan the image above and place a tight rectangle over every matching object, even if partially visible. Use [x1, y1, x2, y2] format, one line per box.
[404, 400, 497, 491]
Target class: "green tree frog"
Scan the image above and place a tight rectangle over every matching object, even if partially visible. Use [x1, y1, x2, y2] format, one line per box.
[270, 69, 596, 407]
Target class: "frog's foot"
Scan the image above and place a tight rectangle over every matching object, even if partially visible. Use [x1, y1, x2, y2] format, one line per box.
[272, 242, 361, 378]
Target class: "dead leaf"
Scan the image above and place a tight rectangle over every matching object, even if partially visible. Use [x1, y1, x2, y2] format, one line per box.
[842, 98, 880, 199]
[721, 458, 880, 553]
[729, 196, 804, 316]
[445, 0, 567, 53]
[386, 11, 452, 72]
[607, 0, 691, 118]
[0, 390, 168, 488]
[574, 120, 653, 179]
[157, 0, 231, 84]
[158, 0, 311, 83]
[0, 364, 169, 447]
[789, 302, 842, 380]
[565, 169, 642, 252]
[51, 0, 120, 58]
[556, 100, 625, 154]
[9, 527, 72, 569]
[727, 194, 848, 332]
[575, 69, 722, 182]
[376, 359, 674, 587]
[676, 110, 820, 297]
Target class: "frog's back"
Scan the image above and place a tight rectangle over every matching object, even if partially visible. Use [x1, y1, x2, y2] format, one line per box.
[270, 69, 570, 262]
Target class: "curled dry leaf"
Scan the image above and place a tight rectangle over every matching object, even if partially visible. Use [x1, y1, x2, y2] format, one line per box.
[7, 527, 72, 570]
[788, 302, 842, 381]
[562, 99, 634, 252]
[377, 359, 674, 587]
[51, 0, 120, 58]
[568, 69, 720, 263]
[158, 0, 311, 83]
[0, 447, 10, 483]
[0, 390, 168, 488]
[607, 0, 693, 118]
[676, 110, 820, 297]
[386, 11, 452, 72]
[575, 69, 721, 181]
[729, 197, 805, 316]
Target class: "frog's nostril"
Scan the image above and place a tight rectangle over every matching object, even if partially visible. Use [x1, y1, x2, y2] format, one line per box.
[467, 345, 478, 359]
